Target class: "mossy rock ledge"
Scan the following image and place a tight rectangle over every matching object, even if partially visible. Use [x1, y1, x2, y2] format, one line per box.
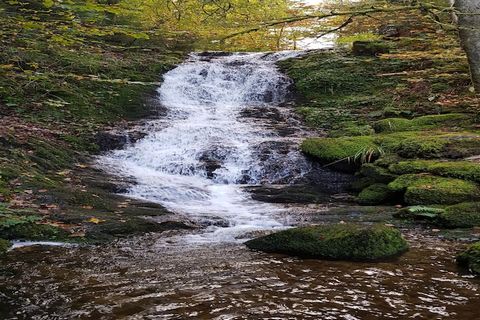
[457, 242, 480, 276]
[245, 224, 409, 261]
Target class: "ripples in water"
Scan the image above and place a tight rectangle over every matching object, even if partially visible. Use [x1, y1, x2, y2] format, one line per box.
[1, 233, 479, 319]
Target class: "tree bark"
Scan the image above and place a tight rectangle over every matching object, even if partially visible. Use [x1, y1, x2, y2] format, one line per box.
[454, 0, 480, 93]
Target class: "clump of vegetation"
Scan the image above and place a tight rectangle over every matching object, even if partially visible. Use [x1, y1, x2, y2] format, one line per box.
[457, 242, 480, 276]
[394, 205, 446, 220]
[388, 174, 480, 205]
[245, 223, 409, 261]
[439, 202, 480, 228]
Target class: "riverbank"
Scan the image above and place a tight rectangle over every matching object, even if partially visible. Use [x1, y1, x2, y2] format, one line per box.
[0, 1, 190, 249]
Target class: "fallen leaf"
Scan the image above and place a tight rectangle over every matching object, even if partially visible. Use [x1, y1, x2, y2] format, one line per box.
[87, 217, 105, 224]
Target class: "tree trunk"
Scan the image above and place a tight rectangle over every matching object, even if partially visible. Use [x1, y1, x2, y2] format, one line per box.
[454, 0, 480, 94]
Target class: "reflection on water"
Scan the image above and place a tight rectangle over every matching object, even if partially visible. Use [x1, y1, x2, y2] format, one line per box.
[1, 232, 479, 319]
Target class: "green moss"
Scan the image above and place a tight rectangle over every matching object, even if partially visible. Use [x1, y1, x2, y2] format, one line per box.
[374, 114, 471, 133]
[376, 132, 480, 159]
[457, 242, 480, 276]
[358, 183, 393, 205]
[245, 223, 409, 261]
[389, 174, 480, 205]
[0, 238, 11, 254]
[377, 132, 446, 158]
[328, 122, 374, 137]
[301, 136, 379, 171]
[389, 160, 480, 182]
[440, 202, 480, 228]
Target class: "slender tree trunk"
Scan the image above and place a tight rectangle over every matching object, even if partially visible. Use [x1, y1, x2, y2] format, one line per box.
[454, 0, 480, 93]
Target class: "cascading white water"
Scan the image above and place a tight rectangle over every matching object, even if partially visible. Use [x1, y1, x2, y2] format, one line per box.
[99, 51, 311, 242]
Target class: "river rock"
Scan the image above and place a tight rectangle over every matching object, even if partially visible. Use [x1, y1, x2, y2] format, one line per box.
[95, 130, 146, 151]
[246, 223, 409, 261]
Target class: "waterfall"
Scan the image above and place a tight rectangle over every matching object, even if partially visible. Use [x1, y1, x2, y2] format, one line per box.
[99, 51, 311, 242]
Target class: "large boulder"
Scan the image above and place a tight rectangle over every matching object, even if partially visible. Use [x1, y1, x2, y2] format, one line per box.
[245, 223, 408, 261]
[388, 174, 480, 205]
[439, 202, 480, 228]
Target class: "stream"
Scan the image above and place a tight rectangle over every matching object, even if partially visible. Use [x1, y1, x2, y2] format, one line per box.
[1, 52, 479, 319]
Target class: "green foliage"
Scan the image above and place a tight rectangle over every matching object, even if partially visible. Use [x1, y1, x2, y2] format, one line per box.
[388, 174, 480, 205]
[245, 223, 409, 261]
[457, 242, 480, 276]
[373, 114, 471, 133]
[394, 205, 446, 220]
[440, 202, 480, 228]
[389, 160, 480, 182]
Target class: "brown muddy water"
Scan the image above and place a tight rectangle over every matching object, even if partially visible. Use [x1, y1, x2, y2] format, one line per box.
[1, 230, 479, 319]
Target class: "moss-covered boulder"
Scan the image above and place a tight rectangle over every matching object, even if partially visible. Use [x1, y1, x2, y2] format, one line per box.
[439, 202, 480, 228]
[358, 183, 394, 205]
[373, 114, 471, 133]
[0, 238, 11, 255]
[389, 160, 480, 183]
[301, 136, 378, 172]
[377, 132, 480, 159]
[245, 223, 408, 261]
[388, 174, 480, 205]
[457, 242, 480, 276]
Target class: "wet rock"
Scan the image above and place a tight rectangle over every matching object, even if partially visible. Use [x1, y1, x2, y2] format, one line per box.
[246, 223, 409, 261]
[95, 130, 146, 151]
[246, 185, 331, 204]
[199, 148, 229, 179]
[158, 221, 196, 230]
[197, 217, 230, 228]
